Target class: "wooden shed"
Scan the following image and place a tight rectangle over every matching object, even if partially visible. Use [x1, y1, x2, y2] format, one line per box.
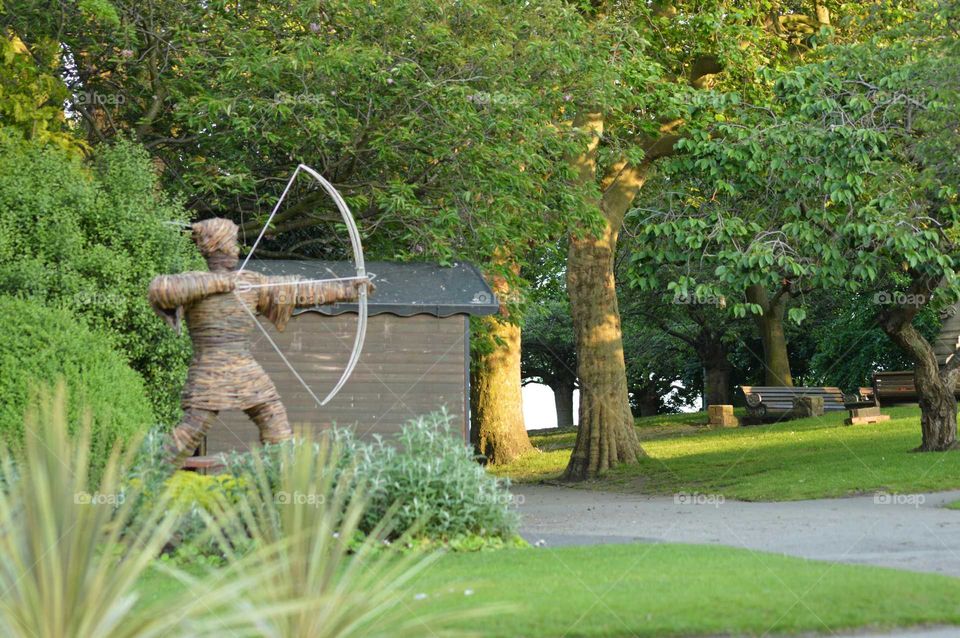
[205, 260, 498, 455]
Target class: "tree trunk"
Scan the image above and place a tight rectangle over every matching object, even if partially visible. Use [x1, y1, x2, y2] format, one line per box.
[634, 387, 660, 418]
[552, 378, 576, 428]
[563, 112, 644, 480]
[471, 270, 533, 464]
[882, 313, 959, 451]
[704, 365, 731, 407]
[700, 335, 732, 407]
[915, 364, 959, 452]
[745, 284, 793, 386]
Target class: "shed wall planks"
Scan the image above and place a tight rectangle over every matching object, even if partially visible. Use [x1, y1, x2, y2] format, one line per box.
[206, 313, 468, 454]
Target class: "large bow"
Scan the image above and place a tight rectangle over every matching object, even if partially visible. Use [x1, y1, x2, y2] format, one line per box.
[237, 164, 368, 407]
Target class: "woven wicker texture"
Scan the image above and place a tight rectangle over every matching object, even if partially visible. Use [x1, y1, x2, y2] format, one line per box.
[149, 218, 362, 466]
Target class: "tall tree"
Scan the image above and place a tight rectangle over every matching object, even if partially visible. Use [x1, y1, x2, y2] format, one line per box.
[620, 311, 699, 416]
[472, 261, 534, 463]
[638, 2, 958, 449]
[0, 30, 83, 152]
[744, 284, 794, 385]
[622, 214, 744, 408]
[804, 290, 939, 391]
[561, 0, 825, 478]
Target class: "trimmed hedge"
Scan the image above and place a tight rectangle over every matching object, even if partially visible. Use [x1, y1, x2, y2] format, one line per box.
[0, 296, 154, 482]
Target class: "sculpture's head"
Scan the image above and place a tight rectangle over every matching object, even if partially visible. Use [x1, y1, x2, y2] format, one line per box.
[191, 218, 240, 270]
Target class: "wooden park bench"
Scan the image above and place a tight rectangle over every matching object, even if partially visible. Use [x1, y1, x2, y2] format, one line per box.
[740, 386, 861, 421]
[873, 370, 960, 405]
[872, 371, 918, 405]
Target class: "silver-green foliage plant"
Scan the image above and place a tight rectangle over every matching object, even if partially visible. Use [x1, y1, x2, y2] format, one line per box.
[356, 410, 519, 539]
[224, 410, 519, 541]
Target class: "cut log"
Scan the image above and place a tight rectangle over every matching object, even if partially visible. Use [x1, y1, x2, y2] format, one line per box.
[844, 405, 890, 425]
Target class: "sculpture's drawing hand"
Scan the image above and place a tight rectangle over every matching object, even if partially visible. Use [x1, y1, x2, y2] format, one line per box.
[354, 277, 376, 295]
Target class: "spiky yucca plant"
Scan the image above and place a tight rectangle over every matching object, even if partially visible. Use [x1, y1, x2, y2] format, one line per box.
[200, 435, 487, 638]
[0, 384, 283, 638]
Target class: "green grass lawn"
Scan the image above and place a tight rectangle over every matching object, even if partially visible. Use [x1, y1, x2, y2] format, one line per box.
[138, 543, 960, 637]
[494, 405, 960, 501]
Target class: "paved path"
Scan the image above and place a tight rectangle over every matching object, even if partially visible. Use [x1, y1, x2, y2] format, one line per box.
[515, 485, 960, 638]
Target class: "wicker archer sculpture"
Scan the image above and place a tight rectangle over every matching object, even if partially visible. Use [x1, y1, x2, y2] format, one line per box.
[149, 218, 374, 467]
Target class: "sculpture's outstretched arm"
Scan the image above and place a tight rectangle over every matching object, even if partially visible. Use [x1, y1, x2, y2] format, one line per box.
[257, 276, 374, 332]
[292, 279, 365, 306]
[148, 272, 235, 332]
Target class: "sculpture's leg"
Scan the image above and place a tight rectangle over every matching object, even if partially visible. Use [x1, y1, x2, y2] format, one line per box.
[245, 399, 293, 444]
[166, 407, 219, 467]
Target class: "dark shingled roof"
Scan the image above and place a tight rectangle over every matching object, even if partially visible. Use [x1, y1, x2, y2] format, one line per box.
[246, 259, 499, 318]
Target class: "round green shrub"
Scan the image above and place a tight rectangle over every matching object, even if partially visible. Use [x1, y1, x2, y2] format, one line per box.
[0, 295, 154, 482]
[0, 130, 202, 422]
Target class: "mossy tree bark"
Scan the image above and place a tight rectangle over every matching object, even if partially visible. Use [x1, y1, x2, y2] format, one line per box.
[471, 268, 533, 464]
[745, 284, 793, 386]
